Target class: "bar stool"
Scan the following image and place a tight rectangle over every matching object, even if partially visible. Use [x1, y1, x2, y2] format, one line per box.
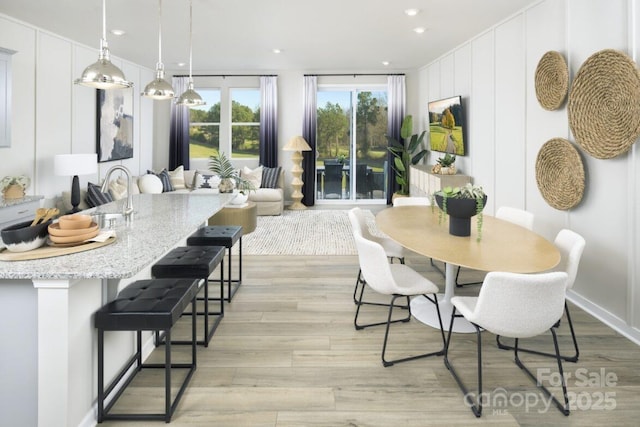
[95, 278, 199, 423]
[151, 245, 225, 347]
[187, 225, 243, 302]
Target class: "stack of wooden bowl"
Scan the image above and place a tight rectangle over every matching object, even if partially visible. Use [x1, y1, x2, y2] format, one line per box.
[48, 214, 99, 246]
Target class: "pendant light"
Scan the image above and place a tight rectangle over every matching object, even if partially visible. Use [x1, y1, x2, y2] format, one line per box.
[142, 0, 174, 99]
[74, 0, 133, 89]
[176, 0, 205, 106]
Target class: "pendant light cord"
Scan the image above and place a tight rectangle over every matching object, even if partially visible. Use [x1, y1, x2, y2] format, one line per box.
[188, 0, 193, 82]
[157, 0, 163, 67]
[101, 0, 107, 43]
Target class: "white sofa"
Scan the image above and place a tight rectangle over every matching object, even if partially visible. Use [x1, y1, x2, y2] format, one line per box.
[59, 167, 284, 216]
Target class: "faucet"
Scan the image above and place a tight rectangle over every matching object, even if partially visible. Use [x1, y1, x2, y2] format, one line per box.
[100, 165, 134, 217]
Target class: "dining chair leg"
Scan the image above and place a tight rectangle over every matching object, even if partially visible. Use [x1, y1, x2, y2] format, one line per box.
[454, 265, 483, 287]
[430, 258, 446, 279]
[514, 329, 571, 416]
[496, 302, 579, 362]
[354, 284, 410, 330]
[353, 268, 409, 309]
[381, 294, 444, 367]
[443, 307, 483, 417]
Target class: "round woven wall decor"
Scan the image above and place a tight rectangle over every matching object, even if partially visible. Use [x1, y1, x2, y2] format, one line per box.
[535, 51, 568, 110]
[535, 138, 585, 210]
[568, 49, 640, 159]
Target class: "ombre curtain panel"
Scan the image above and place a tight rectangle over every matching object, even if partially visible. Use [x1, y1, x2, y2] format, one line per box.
[259, 76, 278, 167]
[169, 76, 190, 170]
[386, 75, 406, 204]
[301, 75, 318, 206]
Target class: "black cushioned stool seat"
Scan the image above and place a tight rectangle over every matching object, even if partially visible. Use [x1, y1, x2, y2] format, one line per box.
[95, 278, 199, 423]
[187, 225, 243, 302]
[151, 245, 225, 346]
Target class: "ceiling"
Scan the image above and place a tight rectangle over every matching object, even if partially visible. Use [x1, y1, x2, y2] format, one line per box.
[0, 0, 539, 74]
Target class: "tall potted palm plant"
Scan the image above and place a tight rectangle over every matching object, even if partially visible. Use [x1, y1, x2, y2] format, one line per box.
[386, 115, 428, 196]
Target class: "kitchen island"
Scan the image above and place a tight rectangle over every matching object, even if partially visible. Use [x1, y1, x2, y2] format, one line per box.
[0, 192, 232, 427]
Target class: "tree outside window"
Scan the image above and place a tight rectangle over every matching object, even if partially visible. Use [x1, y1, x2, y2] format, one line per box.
[189, 89, 220, 159]
[231, 89, 260, 159]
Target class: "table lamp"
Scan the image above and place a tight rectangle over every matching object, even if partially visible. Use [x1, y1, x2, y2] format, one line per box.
[54, 153, 98, 213]
[283, 136, 312, 210]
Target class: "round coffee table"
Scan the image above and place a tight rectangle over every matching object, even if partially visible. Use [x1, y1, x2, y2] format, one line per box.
[208, 201, 257, 234]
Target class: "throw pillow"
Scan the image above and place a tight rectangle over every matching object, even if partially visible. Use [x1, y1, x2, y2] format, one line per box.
[242, 166, 263, 189]
[261, 166, 281, 188]
[167, 165, 186, 190]
[147, 169, 174, 192]
[193, 171, 221, 189]
[138, 174, 164, 194]
[183, 169, 196, 189]
[108, 177, 128, 201]
[86, 182, 113, 208]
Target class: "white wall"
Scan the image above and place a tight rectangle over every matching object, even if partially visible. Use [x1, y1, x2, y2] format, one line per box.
[0, 13, 154, 207]
[420, 0, 640, 343]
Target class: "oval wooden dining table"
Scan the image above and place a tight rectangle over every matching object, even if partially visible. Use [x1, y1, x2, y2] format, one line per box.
[376, 206, 560, 333]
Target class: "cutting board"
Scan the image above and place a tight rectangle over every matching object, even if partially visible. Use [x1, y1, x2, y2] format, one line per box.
[0, 236, 116, 261]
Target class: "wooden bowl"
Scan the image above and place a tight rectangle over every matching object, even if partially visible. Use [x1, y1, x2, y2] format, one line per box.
[57, 214, 92, 230]
[48, 229, 99, 244]
[48, 222, 98, 237]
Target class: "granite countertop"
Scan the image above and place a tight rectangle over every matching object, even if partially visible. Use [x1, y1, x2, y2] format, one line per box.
[0, 195, 43, 209]
[0, 193, 232, 280]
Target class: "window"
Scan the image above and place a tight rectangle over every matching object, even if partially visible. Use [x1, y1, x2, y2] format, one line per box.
[188, 89, 220, 159]
[231, 89, 260, 159]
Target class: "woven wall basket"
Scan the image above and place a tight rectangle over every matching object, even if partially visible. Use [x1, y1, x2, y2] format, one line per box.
[568, 49, 640, 159]
[536, 138, 585, 210]
[535, 51, 568, 110]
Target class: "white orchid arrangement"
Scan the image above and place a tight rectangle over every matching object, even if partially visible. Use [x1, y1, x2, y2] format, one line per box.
[1, 175, 31, 191]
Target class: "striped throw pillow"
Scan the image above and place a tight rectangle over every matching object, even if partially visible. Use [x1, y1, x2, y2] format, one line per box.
[261, 166, 281, 188]
[86, 182, 114, 208]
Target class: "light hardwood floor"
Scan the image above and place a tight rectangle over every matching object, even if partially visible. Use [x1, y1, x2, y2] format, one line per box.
[104, 254, 640, 426]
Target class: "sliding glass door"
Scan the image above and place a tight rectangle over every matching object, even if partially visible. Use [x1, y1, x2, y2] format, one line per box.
[316, 86, 387, 203]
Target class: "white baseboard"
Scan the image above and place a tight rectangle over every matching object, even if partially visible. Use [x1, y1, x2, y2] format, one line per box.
[567, 290, 640, 346]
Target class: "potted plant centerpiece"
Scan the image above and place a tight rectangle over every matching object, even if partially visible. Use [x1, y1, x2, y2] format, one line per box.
[433, 183, 487, 240]
[386, 115, 428, 198]
[1, 175, 31, 200]
[209, 152, 255, 201]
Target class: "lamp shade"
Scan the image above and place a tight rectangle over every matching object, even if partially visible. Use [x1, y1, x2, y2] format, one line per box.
[284, 136, 312, 152]
[54, 154, 98, 176]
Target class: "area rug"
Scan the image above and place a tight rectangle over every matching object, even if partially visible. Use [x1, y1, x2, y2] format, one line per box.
[240, 209, 376, 255]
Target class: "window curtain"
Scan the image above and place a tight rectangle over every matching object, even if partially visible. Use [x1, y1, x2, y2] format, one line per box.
[386, 75, 406, 204]
[169, 76, 190, 170]
[301, 75, 317, 206]
[259, 76, 278, 167]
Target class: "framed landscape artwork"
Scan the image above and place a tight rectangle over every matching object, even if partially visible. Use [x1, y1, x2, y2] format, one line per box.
[428, 95, 466, 156]
[96, 88, 134, 162]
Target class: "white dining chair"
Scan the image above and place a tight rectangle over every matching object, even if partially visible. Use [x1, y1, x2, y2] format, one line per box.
[348, 207, 406, 306]
[455, 206, 535, 287]
[349, 208, 446, 367]
[392, 197, 446, 278]
[497, 229, 585, 362]
[444, 271, 571, 417]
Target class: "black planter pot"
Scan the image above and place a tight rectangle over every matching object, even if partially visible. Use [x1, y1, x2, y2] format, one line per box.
[435, 194, 488, 237]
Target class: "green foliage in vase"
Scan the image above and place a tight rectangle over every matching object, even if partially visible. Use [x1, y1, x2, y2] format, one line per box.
[209, 152, 255, 193]
[433, 183, 486, 241]
[436, 153, 456, 167]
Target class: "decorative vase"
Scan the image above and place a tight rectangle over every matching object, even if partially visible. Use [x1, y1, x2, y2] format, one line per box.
[435, 194, 488, 237]
[230, 192, 248, 205]
[218, 178, 234, 193]
[2, 184, 25, 200]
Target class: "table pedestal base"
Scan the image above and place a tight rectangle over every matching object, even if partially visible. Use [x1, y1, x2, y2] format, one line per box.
[410, 294, 477, 333]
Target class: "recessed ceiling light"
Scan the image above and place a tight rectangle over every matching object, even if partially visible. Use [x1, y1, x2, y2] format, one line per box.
[413, 27, 426, 34]
[382, 61, 390, 66]
[404, 8, 420, 16]
[110, 29, 126, 36]
[272, 48, 282, 54]
[176, 62, 186, 67]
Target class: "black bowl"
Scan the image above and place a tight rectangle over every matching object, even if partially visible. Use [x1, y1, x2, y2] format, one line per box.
[1, 219, 53, 252]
